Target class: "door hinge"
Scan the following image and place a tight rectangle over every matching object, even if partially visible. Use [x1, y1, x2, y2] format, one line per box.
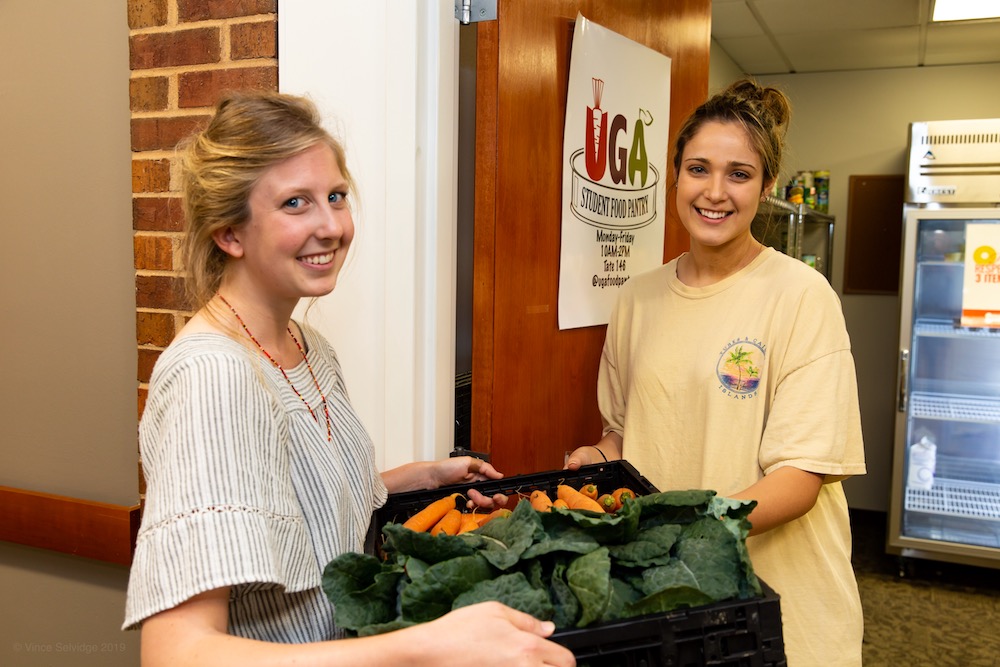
[456, 0, 496, 24]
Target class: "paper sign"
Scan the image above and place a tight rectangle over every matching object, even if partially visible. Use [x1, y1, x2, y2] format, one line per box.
[557, 15, 671, 330]
[961, 222, 1000, 327]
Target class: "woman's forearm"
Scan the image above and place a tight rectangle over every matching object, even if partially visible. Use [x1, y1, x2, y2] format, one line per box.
[729, 466, 823, 535]
[380, 461, 434, 494]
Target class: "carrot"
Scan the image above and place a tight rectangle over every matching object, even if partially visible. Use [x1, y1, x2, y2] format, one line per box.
[477, 507, 512, 526]
[530, 489, 553, 512]
[557, 484, 605, 513]
[457, 512, 481, 534]
[402, 493, 461, 532]
[596, 493, 617, 513]
[580, 483, 599, 500]
[611, 487, 635, 511]
[430, 509, 462, 536]
[552, 499, 569, 509]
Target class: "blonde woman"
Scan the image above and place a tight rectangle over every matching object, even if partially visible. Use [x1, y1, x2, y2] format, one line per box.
[124, 92, 574, 667]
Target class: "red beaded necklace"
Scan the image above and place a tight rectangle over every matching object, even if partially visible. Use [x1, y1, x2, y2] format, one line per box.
[217, 294, 332, 442]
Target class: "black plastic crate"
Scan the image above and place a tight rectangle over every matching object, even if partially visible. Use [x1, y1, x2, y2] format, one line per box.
[551, 580, 786, 667]
[373, 460, 786, 667]
[374, 460, 658, 530]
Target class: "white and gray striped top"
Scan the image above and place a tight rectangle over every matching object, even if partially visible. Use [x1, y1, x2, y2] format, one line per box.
[123, 324, 388, 643]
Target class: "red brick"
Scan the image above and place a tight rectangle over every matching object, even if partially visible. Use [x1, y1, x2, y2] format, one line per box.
[136, 311, 176, 347]
[138, 348, 161, 383]
[130, 28, 222, 70]
[132, 159, 172, 194]
[128, 0, 168, 29]
[130, 76, 170, 112]
[136, 274, 187, 311]
[230, 19, 277, 60]
[134, 234, 174, 271]
[131, 115, 210, 152]
[138, 386, 148, 422]
[178, 0, 276, 22]
[178, 66, 277, 108]
[133, 197, 185, 232]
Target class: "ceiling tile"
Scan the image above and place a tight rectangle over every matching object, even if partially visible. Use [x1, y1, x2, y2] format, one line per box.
[925, 21, 1000, 65]
[711, 0, 765, 39]
[714, 35, 791, 75]
[778, 27, 921, 72]
[751, 0, 921, 34]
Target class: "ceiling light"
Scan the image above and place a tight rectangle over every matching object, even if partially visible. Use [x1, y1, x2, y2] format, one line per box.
[932, 0, 1000, 21]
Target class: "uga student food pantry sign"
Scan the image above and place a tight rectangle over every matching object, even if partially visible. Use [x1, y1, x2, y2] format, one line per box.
[558, 15, 671, 330]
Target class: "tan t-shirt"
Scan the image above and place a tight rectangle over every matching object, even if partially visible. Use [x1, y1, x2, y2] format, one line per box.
[599, 247, 866, 666]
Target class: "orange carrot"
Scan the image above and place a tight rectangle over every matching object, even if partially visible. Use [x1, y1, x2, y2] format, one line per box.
[402, 493, 460, 532]
[552, 499, 569, 509]
[611, 488, 635, 511]
[477, 507, 512, 526]
[580, 483, 599, 500]
[557, 484, 606, 513]
[530, 489, 553, 512]
[596, 493, 617, 512]
[457, 512, 481, 534]
[431, 509, 462, 536]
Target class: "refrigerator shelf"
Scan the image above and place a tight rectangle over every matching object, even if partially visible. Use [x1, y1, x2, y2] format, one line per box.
[914, 321, 1000, 338]
[905, 478, 1000, 521]
[910, 392, 1000, 423]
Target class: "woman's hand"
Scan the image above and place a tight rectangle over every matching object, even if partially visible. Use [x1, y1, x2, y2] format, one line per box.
[411, 602, 576, 667]
[435, 456, 508, 509]
[564, 433, 622, 471]
[382, 456, 508, 509]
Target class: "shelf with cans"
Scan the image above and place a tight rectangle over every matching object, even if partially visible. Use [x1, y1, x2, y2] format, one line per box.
[751, 172, 834, 281]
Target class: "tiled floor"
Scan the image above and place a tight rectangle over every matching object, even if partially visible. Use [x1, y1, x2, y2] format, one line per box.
[850, 509, 1000, 666]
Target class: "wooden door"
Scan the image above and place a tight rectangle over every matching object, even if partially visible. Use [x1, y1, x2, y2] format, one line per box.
[472, 0, 711, 475]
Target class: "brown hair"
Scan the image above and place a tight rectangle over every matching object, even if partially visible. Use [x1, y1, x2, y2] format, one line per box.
[177, 91, 352, 312]
[672, 79, 791, 193]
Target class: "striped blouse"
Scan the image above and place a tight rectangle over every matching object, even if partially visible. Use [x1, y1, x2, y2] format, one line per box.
[123, 323, 388, 642]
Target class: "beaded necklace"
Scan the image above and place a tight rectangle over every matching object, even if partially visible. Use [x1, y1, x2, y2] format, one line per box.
[217, 294, 332, 442]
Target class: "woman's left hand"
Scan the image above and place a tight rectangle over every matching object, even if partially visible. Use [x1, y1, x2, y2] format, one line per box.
[382, 456, 509, 509]
[434, 456, 507, 510]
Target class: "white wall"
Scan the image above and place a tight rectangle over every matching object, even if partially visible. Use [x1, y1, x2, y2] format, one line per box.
[709, 39, 746, 94]
[709, 62, 1000, 510]
[279, 1, 459, 470]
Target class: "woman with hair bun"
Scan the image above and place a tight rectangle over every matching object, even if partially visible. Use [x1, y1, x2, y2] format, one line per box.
[124, 91, 574, 667]
[567, 79, 866, 665]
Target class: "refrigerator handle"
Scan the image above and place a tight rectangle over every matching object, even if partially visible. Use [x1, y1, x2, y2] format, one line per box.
[897, 349, 909, 412]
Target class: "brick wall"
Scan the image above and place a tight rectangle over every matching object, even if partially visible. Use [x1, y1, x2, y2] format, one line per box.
[128, 0, 278, 491]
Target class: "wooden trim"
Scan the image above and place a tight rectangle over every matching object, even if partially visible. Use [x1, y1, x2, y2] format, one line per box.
[0, 486, 140, 566]
[471, 18, 500, 459]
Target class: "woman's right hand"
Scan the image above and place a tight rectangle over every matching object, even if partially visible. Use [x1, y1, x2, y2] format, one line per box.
[564, 433, 622, 471]
[563, 446, 600, 471]
[417, 602, 576, 667]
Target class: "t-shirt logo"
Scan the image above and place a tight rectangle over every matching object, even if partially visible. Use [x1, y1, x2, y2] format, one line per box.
[716, 339, 765, 398]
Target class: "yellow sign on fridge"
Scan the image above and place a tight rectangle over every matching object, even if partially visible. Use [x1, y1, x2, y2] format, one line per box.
[961, 223, 1000, 327]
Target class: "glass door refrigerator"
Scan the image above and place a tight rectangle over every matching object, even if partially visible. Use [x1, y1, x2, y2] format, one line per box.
[888, 118, 1000, 570]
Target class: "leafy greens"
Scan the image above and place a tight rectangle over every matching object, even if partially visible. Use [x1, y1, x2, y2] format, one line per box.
[321, 489, 760, 636]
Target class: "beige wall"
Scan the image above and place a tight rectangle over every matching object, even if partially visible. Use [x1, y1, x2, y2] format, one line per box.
[0, 2, 139, 665]
[710, 47, 1000, 511]
[0, 2, 137, 501]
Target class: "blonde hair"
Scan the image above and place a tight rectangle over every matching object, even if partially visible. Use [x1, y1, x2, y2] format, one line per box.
[672, 79, 791, 193]
[177, 91, 352, 312]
